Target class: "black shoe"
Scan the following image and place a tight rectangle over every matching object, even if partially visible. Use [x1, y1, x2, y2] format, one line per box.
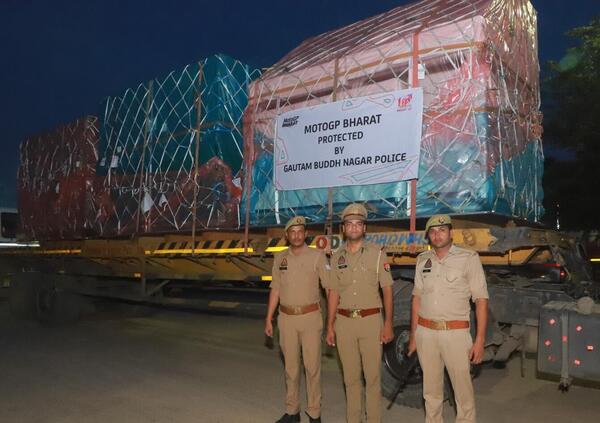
[305, 411, 321, 423]
[275, 412, 300, 423]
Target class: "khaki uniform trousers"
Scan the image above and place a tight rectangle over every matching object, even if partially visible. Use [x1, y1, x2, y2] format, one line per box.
[335, 314, 383, 423]
[278, 310, 323, 418]
[415, 326, 475, 423]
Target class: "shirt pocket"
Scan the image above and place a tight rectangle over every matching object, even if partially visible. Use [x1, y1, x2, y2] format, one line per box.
[444, 266, 469, 294]
[421, 272, 435, 293]
[359, 260, 379, 287]
[279, 260, 292, 287]
[279, 268, 291, 287]
[336, 269, 352, 290]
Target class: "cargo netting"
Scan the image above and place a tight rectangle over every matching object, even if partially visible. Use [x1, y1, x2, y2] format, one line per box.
[242, 0, 544, 227]
[18, 116, 99, 241]
[90, 54, 258, 236]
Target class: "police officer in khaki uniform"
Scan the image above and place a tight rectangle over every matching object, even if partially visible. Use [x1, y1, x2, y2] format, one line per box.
[265, 216, 329, 423]
[407, 215, 488, 423]
[325, 203, 394, 423]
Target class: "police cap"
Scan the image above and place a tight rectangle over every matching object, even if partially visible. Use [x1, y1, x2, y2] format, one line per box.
[285, 216, 306, 232]
[341, 203, 368, 221]
[425, 214, 452, 234]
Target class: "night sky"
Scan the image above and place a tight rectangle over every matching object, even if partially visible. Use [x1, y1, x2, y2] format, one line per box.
[1, 0, 598, 207]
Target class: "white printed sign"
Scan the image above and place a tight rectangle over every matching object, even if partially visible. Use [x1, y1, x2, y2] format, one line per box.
[274, 88, 423, 190]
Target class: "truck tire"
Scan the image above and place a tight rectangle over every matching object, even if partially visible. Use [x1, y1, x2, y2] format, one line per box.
[382, 324, 463, 411]
[8, 273, 37, 319]
[384, 278, 467, 410]
[35, 279, 83, 326]
[382, 325, 424, 408]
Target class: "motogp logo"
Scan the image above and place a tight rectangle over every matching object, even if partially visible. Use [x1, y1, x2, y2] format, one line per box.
[397, 94, 413, 111]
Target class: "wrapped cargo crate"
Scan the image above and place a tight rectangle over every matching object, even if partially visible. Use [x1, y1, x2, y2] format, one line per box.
[18, 116, 99, 241]
[90, 54, 257, 236]
[242, 0, 544, 226]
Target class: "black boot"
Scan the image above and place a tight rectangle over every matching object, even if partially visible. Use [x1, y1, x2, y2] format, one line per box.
[305, 411, 321, 423]
[275, 412, 300, 423]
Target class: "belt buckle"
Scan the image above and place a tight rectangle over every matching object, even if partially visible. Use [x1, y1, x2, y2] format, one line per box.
[434, 320, 447, 330]
[293, 306, 303, 314]
[350, 309, 361, 318]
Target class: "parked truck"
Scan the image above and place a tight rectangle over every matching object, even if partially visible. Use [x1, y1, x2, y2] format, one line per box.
[3, 0, 600, 410]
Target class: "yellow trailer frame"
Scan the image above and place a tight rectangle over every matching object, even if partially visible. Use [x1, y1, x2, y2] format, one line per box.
[1, 224, 579, 284]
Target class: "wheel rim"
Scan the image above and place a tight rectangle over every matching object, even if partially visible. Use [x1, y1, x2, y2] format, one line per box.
[383, 326, 423, 385]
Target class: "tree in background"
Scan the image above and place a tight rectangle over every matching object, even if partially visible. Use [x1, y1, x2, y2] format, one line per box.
[543, 16, 600, 230]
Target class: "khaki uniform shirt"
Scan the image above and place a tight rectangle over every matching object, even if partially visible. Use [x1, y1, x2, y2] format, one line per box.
[270, 245, 329, 306]
[412, 244, 488, 321]
[329, 242, 394, 309]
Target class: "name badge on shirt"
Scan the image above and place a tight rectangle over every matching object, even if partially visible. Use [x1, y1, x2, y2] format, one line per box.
[337, 256, 347, 269]
[422, 269, 431, 273]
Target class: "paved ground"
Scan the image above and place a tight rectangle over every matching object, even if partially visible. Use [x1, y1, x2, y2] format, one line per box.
[1, 298, 600, 423]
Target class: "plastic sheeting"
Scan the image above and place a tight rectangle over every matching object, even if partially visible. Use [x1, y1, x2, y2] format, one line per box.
[242, 0, 544, 226]
[18, 116, 99, 241]
[89, 54, 257, 236]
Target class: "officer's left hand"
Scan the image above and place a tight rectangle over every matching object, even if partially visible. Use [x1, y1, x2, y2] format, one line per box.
[264, 319, 274, 337]
[380, 321, 394, 344]
[469, 338, 485, 364]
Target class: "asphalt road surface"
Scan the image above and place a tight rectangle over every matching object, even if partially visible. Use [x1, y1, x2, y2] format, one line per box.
[1, 298, 600, 423]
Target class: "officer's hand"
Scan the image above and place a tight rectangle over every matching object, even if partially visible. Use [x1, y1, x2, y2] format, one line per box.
[380, 321, 394, 344]
[469, 338, 485, 364]
[407, 334, 417, 356]
[264, 319, 274, 337]
[326, 327, 336, 347]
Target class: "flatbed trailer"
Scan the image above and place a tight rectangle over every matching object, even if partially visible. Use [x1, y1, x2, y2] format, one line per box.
[3, 217, 598, 407]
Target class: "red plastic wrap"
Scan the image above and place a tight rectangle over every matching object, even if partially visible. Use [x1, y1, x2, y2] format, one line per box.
[18, 116, 99, 241]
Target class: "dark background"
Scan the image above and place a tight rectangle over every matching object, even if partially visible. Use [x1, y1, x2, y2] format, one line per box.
[1, 0, 597, 215]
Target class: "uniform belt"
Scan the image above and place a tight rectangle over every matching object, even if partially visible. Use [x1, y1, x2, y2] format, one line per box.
[418, 316, 469, 330]
[279, 303, 320, 315]
[337, 307, 381, 318]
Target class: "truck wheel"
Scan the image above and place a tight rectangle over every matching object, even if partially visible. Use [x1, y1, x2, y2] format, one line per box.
[382, 325, 461, 410]
[35, 279, 83, 326]
[8, 273, 37, 319]
[382, 325, 424, 408]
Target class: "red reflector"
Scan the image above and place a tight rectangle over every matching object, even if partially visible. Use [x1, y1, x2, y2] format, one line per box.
[544, 340, 552, 347]
[549, 318, 556, 325]
[587, 345, 594, 352]
[542, 263, 562, 268]
[560, 270, 566, 278]
[548, 355, 555, 362]
[574, 359, 581, 366]
[562, 335, 568, 343]
[576, 325, 583, 332]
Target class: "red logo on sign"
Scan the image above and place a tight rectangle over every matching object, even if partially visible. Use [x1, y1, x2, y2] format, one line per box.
[397, 94, 413, 110]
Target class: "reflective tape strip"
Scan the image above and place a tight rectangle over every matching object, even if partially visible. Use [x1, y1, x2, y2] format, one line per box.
[265, 246, 288, 252]
[33, 249, 82, 255]
[145, 247, 254, 255]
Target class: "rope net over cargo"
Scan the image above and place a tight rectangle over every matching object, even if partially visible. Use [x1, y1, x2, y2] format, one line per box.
[242, 0, 544, 227]
[90, 54, 258, 236]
